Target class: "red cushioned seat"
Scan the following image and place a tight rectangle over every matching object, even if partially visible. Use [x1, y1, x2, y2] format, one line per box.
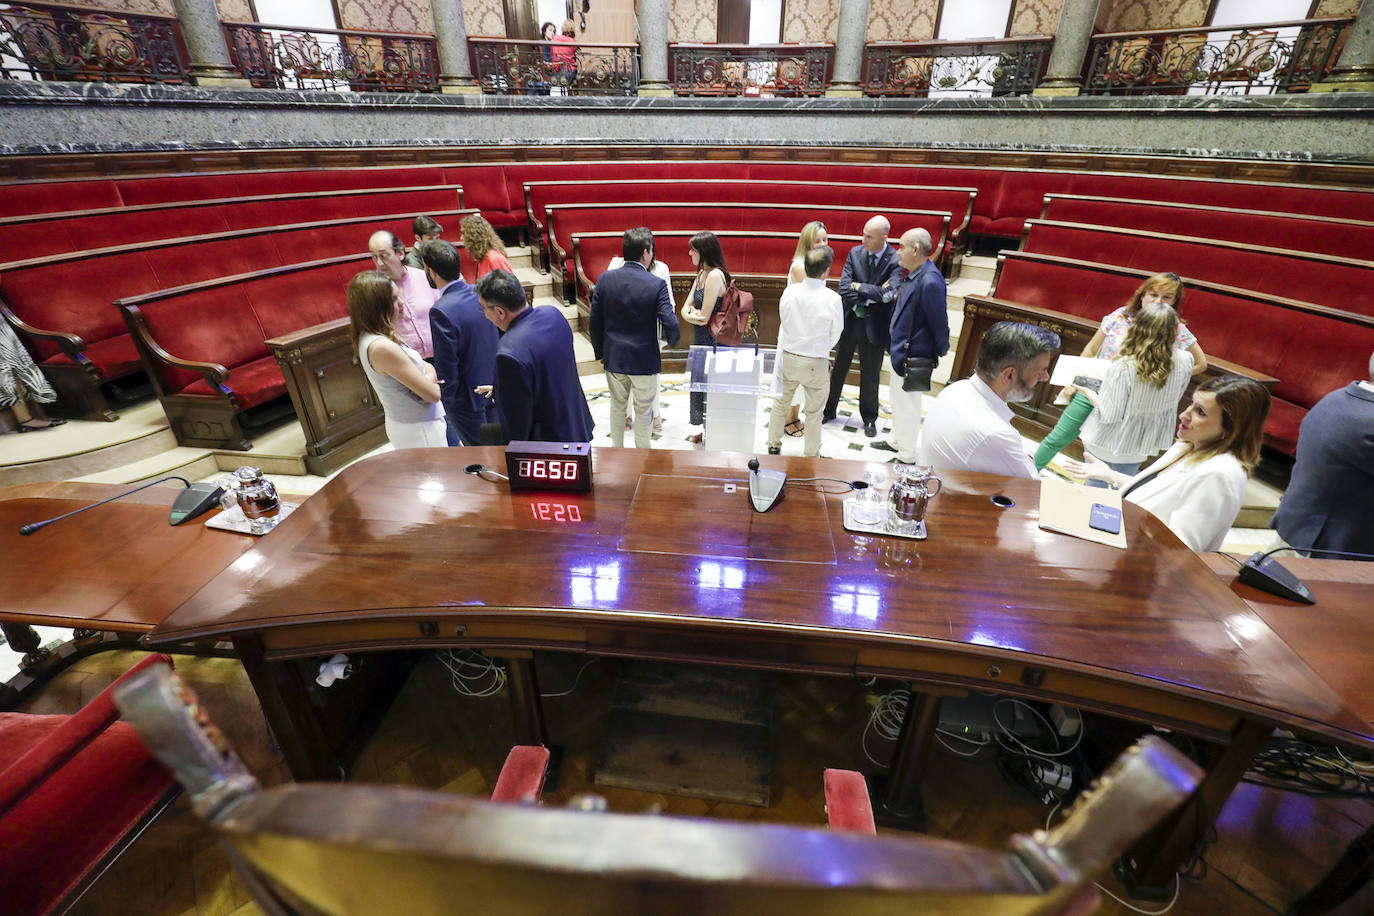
[180, 355, 287, 407]
[0, 653, 175, 916]
[43, 333, 143, 380]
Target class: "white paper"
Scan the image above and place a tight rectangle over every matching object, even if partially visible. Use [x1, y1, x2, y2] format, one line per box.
[1049, 354, 1109, 388]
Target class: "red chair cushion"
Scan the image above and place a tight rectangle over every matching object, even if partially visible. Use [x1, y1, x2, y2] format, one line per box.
[43, 333, 144, 380]
[181, 354, 286, 407]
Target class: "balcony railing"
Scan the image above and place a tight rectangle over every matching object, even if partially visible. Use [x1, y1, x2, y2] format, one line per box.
[223, 21, 437, 92]
[0, 1, 189, 83]
[469, 38, 638, 96]
[862, 36, 1052, 98]
[669, 43, 832, 97]
[1083, 18, 1353, 95]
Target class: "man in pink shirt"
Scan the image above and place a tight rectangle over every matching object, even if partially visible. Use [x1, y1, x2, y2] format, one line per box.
[369, 230, 439, 359]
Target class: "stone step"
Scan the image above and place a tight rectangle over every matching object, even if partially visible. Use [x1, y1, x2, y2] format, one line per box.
[960, 254, 998, 285]
[0, 401, 176, 488]
[73, 445, 219, 485]
[505, 245, 536, 271]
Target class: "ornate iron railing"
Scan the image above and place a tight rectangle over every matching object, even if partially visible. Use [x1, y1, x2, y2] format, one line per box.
[669, 43, 832, 97]
[222, 21, 438, 92]
[1083, 18, 1353, 95]
[469, 38, 638, 95]
[862, 36, 1051, 98]
[0, 1, 189, 83]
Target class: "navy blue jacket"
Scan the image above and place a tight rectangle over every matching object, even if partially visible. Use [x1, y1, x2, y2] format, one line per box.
[1272, 382, 1374, 554]
[838, 243, 902, 349]
[494, 305, 594, 443]
[588, 261, 680, 375]
[429, 278, 499, 415]
[888, 259, 950, 376]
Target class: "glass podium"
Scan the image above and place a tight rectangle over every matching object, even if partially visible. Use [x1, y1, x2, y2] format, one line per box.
[687, 344, 779, 454]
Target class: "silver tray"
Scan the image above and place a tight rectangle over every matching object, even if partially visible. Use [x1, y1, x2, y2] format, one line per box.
[205, 502, 299, 536]
[842, 497, 927, 540]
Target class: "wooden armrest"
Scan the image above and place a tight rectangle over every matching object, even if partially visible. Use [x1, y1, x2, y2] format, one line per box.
[264, 317, 350, 350]
[121, 305, 230, 391]
[1204, 356, 1278, 388]
[0, 296, 87, 359]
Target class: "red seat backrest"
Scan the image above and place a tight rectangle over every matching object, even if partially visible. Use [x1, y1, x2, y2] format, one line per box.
[251, 259, 364, 339]
[2, 255, 160, 359]
[1040, 195, 1374, 264]
[0, 178, 123, 218]
[135, 285, 269, 392]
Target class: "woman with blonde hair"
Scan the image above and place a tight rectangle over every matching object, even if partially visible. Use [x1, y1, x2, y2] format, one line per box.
[779, 220, 829, 436]
[1068, 375, 1270, 551]
[1034, 271, 1208, 471]
[1055, 302, 1196, 479]
[348, 270, 446, 449]
[460, 214, 514, 278]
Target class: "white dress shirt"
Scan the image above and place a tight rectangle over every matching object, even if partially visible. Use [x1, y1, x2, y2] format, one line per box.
[920, 375, 1038, 479]
[1123, 442, 1246, 552]
[608, 257, 671, 286]
[776, 277, 843, 359]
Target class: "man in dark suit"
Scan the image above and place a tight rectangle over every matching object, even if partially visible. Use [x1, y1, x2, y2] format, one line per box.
[887, 227, 950, 465]
[1272, 352, 1374, 556]
[421, 240, 498, 446]
[589, 228, 680, 448]
[476, 268, 594, 443]
[825, 215, 902, 438]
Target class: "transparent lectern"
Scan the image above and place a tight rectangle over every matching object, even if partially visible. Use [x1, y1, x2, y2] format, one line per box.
[687, 344, 779, 453]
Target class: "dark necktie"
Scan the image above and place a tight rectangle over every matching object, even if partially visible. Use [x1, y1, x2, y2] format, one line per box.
[868, 253, 877, 274]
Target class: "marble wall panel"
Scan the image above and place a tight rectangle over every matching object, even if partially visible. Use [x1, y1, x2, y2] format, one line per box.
[1009, 0, 1064, 36]
[1314, 0, 1359, 17]
[867, 0, 939, 42]
[782, 0, 839, 43]
[337, 0, 435, 33]
[59, 0, 176, 15]
[668, 0, 717, 42]
[215, 0, 255, 21]
[464, 0, 507, 36]
[1096, 0, 1210, 32]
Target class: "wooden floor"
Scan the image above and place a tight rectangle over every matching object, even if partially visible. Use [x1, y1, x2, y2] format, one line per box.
[23, 648, 1374, 916]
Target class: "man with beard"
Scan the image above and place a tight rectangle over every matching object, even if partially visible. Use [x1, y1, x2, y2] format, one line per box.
[919, 322, 1059, 478]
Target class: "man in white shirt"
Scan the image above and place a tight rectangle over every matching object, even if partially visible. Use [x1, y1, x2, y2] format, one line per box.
[920, 321, 1060, 478]
[369, 230, 440, 359]
[767, 246, 844, 457]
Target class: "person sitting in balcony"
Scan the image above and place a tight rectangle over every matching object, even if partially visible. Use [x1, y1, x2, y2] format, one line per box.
[551, 19, 578, 94]
[535, 22, 558, 95]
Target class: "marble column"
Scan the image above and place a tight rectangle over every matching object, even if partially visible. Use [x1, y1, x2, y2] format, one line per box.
[825, 0, 870, 97]
[431, 0, 479, 94]
[170, 0, 250, 87]
[1033, 0, 1101, 96]
[1312, 0, 1374, 92]
[637, 0, 671, 96]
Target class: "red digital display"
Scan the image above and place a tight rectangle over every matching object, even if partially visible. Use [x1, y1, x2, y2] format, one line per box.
[529, 501, 583, 522]
[517, 458, 581, 482]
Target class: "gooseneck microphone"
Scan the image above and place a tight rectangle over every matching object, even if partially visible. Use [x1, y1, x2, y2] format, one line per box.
[18, 476, 210, 535]
[1236, 545, 1374, 605]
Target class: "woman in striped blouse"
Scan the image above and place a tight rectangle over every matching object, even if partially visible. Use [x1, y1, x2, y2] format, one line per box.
[1057, 302, 1195, 482]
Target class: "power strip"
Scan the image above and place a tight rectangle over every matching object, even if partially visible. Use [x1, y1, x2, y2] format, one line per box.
[1049, 703, 1081, 737]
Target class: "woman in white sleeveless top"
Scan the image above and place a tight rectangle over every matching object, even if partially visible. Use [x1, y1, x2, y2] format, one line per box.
[348, 271, 447, 449]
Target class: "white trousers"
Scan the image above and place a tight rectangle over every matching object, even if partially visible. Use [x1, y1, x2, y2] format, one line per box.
[889, 382, 923, 464]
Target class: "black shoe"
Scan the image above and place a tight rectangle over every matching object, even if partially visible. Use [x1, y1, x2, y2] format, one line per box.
[864, 421, 877, 438]
[887, 457, 914, 465]
[871, 440, 898, 453]
[767, 445, 781, 455]
[822, 412, 837, 424]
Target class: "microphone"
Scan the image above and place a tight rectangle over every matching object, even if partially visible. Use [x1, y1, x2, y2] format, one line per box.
[747, 458, 787, 513]
[18, 476, 222, 535]
[1235, 545, 1374, 605]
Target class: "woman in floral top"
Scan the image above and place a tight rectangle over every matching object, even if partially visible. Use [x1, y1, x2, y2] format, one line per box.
[1033, 272, 1208, 471]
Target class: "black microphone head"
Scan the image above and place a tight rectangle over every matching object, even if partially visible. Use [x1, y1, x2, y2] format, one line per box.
[19, 522, 39, 536]
[748, 459, 760, 473]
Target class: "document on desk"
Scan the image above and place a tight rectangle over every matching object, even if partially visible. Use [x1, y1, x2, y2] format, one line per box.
[1037, 477, 1128, 549]
[1048, 355, 1109, 388]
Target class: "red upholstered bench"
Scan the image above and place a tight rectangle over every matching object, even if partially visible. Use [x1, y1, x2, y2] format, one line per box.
[526, 179, 976, 273]
[974, 250, 1374, 456]
[118, 254, 369, 449]
[0, 185, 465, 264]
[0, 208, 473, 422]
[1040, 194, 1374, 264]
[0, 653, 177, 916]
[1020, 219, 1374, 316]
[549, 202, 948, 301]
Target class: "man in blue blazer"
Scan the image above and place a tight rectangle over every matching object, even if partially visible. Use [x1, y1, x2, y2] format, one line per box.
[1272, 355, 1374, 556]
[476, 268, 594, 443]
[887, 227, 950, 465]
[589, 228, 680, 448]
[825, 215, 902, 438]
[421, 240, 498, 446]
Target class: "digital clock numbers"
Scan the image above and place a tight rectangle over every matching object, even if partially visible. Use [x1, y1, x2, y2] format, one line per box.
[504, 441, 593, 493]
[528, 501, 583, 522]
